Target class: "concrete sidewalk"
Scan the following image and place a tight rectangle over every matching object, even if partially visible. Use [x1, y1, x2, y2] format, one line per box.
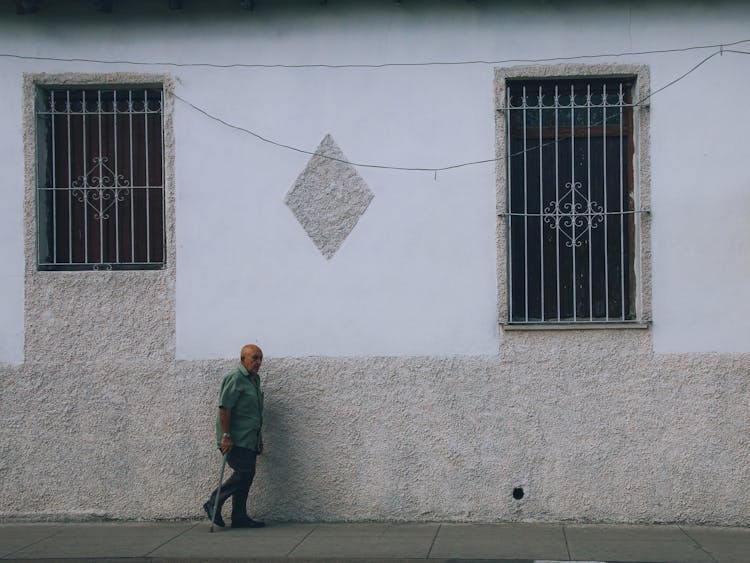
[1, 521, 749, 562]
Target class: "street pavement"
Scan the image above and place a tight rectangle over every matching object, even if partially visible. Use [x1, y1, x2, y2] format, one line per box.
[1, 520, 749, 562]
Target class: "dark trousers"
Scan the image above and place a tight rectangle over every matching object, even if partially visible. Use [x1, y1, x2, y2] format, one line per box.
[208, 446, 257, 518]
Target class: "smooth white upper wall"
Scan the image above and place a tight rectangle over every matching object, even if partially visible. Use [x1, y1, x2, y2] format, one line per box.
[0, 72, 24, 364]
[1, 0, 749, 360]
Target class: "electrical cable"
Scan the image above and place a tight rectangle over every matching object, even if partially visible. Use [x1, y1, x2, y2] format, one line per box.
[1, 38, 749, 69]
[501, 49, 725, 164]
[174, 48, 735, 173]
[174, 92, 496, 172]
[9, 39, 746, 173]
[635, 49, 722, 107]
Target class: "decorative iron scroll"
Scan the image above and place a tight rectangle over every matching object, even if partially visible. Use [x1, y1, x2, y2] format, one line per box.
[543, 181, 604, 248]
[71, 156, 131, 221]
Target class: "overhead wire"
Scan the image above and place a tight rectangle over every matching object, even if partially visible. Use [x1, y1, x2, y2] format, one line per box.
[174, 48, 735, 173]
[1, 38, 749, 69]
[6, 40, 747, 173]
[173, 92, 496, 172]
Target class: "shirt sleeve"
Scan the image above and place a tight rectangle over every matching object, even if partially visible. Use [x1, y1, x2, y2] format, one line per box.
[218, 373, 240, 409]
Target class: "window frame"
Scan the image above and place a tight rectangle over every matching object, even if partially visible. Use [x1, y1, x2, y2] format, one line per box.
[494, 65, 652, 329]
[33, 81, 167, 271]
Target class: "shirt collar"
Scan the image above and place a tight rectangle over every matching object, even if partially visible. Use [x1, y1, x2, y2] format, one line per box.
[238, 363, 259, 379]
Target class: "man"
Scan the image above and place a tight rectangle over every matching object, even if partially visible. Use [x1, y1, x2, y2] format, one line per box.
[203, 344, 266, 529]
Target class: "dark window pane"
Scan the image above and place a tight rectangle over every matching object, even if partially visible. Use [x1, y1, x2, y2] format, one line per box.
[36, 86, 164, 270]
[507, 78, 635, 322]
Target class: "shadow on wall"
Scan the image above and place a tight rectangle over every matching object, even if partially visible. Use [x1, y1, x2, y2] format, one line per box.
[256, 391, 320, 520]
[254, 364, 369, 521]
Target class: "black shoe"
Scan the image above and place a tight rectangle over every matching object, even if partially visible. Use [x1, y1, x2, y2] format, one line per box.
[231, 516, 265, 528]
[203, 501, 225, 528]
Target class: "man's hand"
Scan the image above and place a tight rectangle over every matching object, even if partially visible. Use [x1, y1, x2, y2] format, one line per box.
[220, 436, 234, 455]
[219, 407, 233, 454]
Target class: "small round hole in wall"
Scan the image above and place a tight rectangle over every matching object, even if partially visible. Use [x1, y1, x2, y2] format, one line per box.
[512, 487, 524, 500]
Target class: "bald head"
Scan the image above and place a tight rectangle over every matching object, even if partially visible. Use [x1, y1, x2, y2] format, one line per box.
[240, 344, 263, 375]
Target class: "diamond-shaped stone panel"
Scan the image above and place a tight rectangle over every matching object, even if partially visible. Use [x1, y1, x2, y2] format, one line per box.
[285, 134, 374, 259]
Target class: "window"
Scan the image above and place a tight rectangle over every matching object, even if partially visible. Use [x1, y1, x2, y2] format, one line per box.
[503, 76, 641, 324]
[35, 86, 165, 270]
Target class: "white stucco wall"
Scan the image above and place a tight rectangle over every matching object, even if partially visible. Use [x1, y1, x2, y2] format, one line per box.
[1, 0, 750, 525]
[0, 73, 24, 364]
[173, 59, 500, 357]
[1, 1, 749, 360]
[649, 51, 750, 352]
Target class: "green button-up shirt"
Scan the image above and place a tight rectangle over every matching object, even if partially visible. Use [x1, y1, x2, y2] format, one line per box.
[215, 363, 264, 451]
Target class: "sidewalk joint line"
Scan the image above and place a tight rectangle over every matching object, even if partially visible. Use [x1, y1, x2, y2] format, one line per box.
[1, 524, 65, 559]
[561, 524, 572, 560]
[678, 524, 719, 563]
[143, 521, 200, 557]
[286, 523, 318, 557]
[426, 523, 441, 559]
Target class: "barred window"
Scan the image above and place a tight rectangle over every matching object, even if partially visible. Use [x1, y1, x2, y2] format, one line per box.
[505, 77, 637, 323]
[35, 86, 165, 270]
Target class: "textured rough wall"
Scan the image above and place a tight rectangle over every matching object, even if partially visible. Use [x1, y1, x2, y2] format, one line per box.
[284, 134, 374, 260]
[2, 336, 749, 525]
[5, 46, 749, 529]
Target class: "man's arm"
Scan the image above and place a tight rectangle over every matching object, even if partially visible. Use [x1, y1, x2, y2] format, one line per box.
[219, 407, 233, 454]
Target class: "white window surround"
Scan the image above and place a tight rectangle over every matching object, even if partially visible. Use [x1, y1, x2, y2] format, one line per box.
[24, 72, 175, 272]
[494, 64, 652, 330]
